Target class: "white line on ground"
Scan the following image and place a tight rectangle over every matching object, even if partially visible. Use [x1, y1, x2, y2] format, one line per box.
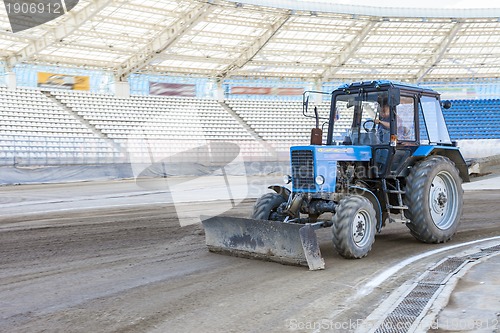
[312, 236, 500, 333]
[356, 236, 500, 297]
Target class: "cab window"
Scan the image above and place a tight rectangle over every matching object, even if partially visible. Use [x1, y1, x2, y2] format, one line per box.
[396, 96, 416, 141]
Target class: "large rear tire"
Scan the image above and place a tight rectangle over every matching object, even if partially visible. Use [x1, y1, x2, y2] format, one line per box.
[332, 195, 376, 259]
[251, 193, 286, 220]
[404, 155, 463, 243]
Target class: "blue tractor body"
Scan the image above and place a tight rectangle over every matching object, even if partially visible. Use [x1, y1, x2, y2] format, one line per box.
[203, 80, 469, 270]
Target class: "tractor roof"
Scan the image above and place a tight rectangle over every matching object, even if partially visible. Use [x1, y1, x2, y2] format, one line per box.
[336, 80, 439, 97]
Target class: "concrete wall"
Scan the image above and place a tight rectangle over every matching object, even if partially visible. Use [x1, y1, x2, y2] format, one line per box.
[457, 139, 500, 159]
[3, 139, 500, 185]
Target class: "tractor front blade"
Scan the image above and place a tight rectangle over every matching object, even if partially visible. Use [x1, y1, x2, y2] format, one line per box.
[201, 216, 325, 270]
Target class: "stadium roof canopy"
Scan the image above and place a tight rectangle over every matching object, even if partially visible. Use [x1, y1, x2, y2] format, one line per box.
[2, 0, 500, 83]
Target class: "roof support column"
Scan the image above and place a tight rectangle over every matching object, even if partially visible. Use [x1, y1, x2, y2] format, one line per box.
[217, 12, 291, 79]
[321, 20, 377, 81]
[314, 79, 323, 105]
[5, 71, 17, 90]
[415, 22, 462, 83]
[115, 3, 212, 81]
[5, 0, 113, 68]
[216, 80, 225, 102]
[115, 80, 130, 98]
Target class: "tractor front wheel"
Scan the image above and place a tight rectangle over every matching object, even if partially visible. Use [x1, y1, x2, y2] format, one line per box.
[251, 193, 286, 221]
[331, 195, 376, 259]
[404, 156, 463, 243]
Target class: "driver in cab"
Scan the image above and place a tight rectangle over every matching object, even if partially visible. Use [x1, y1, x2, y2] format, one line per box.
[374, 99, 412, 142]
[375, 100, 391, 142]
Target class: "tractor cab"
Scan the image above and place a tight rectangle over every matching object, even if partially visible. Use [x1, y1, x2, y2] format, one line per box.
[322, 80, 462, 179]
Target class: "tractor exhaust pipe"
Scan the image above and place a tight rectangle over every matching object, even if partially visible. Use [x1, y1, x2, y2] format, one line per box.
[310, 106, 322, 145]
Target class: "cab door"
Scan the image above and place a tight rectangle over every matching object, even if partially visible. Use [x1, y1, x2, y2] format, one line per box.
[390, 94, 419, 175]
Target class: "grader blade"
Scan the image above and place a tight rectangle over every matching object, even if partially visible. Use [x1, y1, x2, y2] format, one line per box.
[201, 216, 325, 270]
[298, 224, 325, 270]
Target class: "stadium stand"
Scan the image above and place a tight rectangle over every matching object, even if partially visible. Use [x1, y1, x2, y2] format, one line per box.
[49, 91, 272, 163]
[225, 99, 332, 152]
[2, 87, 500, 176]
[2, 0, 500, 184]
[444, 99, 500, 140]
[0, 87, 123, 166]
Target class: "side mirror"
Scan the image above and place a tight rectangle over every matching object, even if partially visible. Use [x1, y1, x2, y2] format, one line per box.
[442, 100, 452, 109]
[346, 97, 355, 108]
[303, 95, 309, 114]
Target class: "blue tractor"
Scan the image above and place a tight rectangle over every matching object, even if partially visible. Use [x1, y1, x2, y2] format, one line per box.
[202, 81, 469, 270]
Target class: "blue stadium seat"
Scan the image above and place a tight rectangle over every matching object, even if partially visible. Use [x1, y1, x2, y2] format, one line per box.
[446, 99, 500, 140]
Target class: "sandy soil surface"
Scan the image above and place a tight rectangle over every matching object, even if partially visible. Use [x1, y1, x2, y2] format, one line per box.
[0, 190, 499, 333]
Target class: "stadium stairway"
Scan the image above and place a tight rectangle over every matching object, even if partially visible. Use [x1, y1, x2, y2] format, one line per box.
[42, 91, 127, 158]
[218, 101, 278, 159]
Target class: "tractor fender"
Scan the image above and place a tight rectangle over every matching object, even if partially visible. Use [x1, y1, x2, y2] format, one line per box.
[268, 185, 291, 201]
[349, 186, 383, 232]
[412, 146, 470, 182]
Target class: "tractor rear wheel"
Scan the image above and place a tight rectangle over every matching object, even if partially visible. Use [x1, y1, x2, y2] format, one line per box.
[404, 156, 463, 243]
[251, 193, 286, 221]
[331, 195, 376, 259]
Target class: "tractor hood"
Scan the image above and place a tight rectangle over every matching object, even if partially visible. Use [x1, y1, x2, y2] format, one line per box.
[289, 145, 372, 193]
[315, 145, 371, 161]
[290, 145, 372, 161]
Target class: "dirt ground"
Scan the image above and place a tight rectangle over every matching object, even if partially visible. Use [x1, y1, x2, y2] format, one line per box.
[0, 189, 499, 333]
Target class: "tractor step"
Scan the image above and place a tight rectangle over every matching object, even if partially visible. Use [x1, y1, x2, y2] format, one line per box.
[382, 179, 408, 214]
[389, 216, 411, 224]
[387, 205, 408, 210]
[386, 189, 405, 194]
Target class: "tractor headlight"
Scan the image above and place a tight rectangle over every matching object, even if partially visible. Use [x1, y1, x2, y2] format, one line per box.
[283, 175, 292, 184]
[315, 175, 325, 185]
